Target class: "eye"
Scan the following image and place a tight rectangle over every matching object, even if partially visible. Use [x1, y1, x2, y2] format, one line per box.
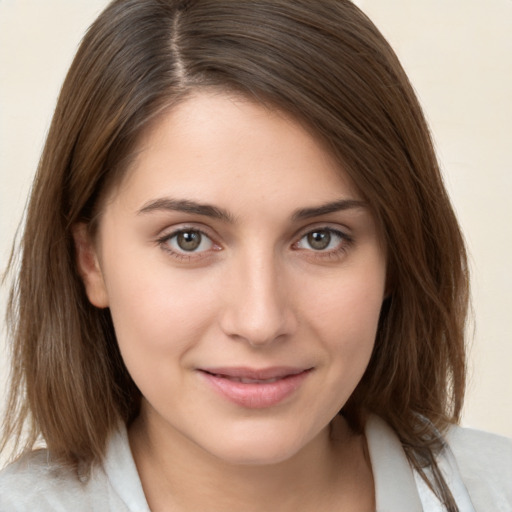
[295, 228, 348, 252]
[162, 229, 214, 254]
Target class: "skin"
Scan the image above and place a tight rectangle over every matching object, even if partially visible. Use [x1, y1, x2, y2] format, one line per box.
[75, 91, 386, 511]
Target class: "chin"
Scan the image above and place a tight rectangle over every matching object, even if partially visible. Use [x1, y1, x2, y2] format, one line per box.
[211, 442, 302, 467]
[199, 423, 318, 467]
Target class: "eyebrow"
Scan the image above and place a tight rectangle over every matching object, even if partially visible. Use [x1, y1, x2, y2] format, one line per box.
[137, 198, 234, 222]
[292, 199, 368, 221]
[137, 197, 367, 223]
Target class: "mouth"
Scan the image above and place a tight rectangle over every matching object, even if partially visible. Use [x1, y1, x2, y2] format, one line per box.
[197, 367, 313, 408]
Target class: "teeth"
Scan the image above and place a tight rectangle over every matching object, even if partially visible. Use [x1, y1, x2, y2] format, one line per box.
[239, 377, 279, 384]
[217, 375, 280, 384]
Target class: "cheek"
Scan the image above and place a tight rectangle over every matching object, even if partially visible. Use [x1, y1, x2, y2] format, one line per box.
[104, 268, 220, 404]
[311, 272, 384, 339]
[102, 253, 219, 360]
[304, 264, 385, 379]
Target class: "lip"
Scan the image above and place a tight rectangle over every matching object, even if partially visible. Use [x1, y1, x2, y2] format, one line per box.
[198, 366, 312, 409]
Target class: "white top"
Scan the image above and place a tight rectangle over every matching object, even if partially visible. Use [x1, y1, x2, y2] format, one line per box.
[0, 416, 510, 511]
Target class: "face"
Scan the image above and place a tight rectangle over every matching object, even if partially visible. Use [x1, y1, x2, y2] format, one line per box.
[76, 92, 387, 465]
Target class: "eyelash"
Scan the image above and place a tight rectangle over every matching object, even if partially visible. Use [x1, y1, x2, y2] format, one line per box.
[156, 227, 219, 262]
[293, 227, 353, 260]
[156, 226, 353, 262]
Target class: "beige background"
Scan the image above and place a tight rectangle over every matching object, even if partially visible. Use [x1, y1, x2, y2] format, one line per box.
[1, 0, 511, 458]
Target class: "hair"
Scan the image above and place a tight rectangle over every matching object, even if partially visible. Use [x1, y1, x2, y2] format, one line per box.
[2, 0, 468, 509]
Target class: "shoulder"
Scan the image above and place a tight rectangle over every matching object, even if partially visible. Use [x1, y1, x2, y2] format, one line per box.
[446, 425, 512, 510]
[0, 424, 148, 512]
[0, 449, 108, 512]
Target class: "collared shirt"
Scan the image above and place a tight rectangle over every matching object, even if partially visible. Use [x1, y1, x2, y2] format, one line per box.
[1, 416, 511, 511]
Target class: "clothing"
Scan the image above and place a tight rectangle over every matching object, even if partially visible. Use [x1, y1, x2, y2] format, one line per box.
[0, 416, 510, 511]
[365, 416, 512, 511]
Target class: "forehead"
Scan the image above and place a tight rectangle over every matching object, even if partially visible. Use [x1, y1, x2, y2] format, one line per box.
[108, 91, 361, 216]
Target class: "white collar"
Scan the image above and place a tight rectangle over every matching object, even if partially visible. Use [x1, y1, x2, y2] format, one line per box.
[104, 424, 150, 512]
[365, 414, 424, 511]
[365, 414, 476, 511]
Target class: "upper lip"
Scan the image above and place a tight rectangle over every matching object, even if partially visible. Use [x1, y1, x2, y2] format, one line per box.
[199, 366, 311, 380]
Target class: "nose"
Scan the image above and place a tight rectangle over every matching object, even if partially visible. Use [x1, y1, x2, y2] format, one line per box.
[219, 250, 297, 347]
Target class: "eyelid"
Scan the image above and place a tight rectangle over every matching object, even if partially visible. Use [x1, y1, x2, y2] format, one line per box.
[292, 224, 354, 257]
[155, 224, 222, 260]
[293, 222, 352, 242]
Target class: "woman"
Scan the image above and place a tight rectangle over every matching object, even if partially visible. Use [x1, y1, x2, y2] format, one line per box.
[1, 0, 510, 510]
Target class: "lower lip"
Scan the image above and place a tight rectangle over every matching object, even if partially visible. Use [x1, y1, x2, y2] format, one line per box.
[199, 370, 311, 409]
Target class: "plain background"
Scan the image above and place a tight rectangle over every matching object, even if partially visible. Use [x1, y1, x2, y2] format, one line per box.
[1, 0, 511, 463]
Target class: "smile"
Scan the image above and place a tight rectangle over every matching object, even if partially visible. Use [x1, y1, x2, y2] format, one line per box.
[198, 367, 313, 409]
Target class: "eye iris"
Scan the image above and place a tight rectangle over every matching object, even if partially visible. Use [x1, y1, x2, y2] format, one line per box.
[307, 230, 331, 250]
[177, 231, 201, 251]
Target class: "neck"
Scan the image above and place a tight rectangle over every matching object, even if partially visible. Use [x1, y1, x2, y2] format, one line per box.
[129, 410, 374, 512]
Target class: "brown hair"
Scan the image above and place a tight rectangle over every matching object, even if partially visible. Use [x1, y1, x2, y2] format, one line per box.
[2, 1, 468, 508]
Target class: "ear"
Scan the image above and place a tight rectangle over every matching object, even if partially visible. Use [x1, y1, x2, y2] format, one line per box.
[72, 223, 109, 308]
